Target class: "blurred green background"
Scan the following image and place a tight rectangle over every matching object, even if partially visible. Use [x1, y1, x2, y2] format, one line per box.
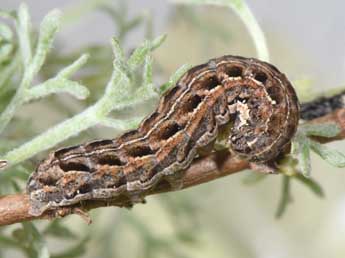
[1, 1, 345, 258]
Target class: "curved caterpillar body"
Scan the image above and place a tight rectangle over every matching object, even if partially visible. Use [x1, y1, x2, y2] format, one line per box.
[27, 55, 300, 216]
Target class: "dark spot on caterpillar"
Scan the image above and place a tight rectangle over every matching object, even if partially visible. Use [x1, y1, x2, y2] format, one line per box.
[226, 66, 242, 78]
[127, 145, 155, 157]
[254, 72, 268, 84]
[78, 183, 92, 194]
[267, 86, 283, 104]
[204, 76, 219, 90]
[159, 121, 183, 140]
[182, 94, 203, 113]
[60, 162, 90, 172]
[98, 155, 125, 166]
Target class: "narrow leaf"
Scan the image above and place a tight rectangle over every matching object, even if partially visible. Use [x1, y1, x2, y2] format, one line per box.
[299, 139, 311, 177]
[127, 34, 166, 70]
[294, 174, 324, 198]
[275, 176, 292, 218]
[309, 139, 345, 167]
[30, 9, 61, 76]
[110, 38, 130, 78]
[25, 78, 90, 102]
[300, 123, 341, 138]
[159, 63, 192, 93]
[57, 54, 90, 78]
[150, 34, 167, 51]
[111, 37, 125, 65]
[127, 40, 150, 71]
[16, 3, 32, 66]
[143, 55, 153, 87]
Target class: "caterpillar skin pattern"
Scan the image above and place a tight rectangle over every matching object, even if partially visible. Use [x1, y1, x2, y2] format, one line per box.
[27, 55, 300, 216]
